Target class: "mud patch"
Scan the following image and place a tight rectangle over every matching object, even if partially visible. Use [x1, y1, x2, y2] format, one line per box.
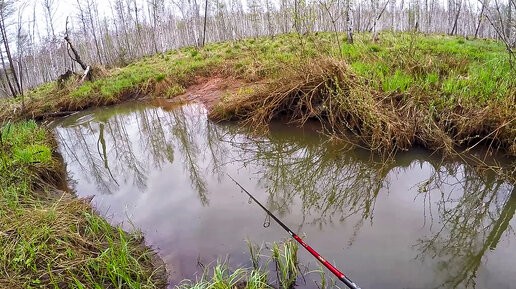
[177, 76, 248, 110]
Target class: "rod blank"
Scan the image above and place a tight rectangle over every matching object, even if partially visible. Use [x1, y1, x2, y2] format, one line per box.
[227, 174, 362, 289]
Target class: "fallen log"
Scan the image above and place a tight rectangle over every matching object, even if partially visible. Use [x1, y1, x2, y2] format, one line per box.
[35, 111, 77, 121]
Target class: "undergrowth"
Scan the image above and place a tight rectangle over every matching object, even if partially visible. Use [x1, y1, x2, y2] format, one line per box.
[0, 121, 165, 288]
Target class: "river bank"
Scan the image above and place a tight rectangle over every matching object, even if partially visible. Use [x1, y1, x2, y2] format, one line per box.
[2, 32, 515, 160]
[0, 121, 166, 287]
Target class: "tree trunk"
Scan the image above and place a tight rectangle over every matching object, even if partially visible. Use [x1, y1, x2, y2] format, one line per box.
[65, 18, 88, 71]
[0, 55, 17, 98]
[0, 15, 21, 96]
[86, 0, 104, 64]
[65, 36, 88, 71]
[347, 0, 354, 43]
[507, 0, 513, 40]
[202, 0, 208, 46]
[474, 1, 485, 38]
[370, 0, 391, 41]
[450, 0, 462, 35]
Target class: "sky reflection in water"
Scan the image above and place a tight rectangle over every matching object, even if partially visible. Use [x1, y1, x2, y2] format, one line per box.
[53, 102, 516, 289]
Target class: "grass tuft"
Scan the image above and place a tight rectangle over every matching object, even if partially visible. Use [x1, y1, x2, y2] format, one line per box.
[178, 240, 303, 289]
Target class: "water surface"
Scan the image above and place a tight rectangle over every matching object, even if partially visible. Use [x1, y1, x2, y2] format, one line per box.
[53, 102, 516, 289]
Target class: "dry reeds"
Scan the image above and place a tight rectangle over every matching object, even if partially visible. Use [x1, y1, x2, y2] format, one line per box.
[210, 58, 412, 155]
[210, 57, 516, 159]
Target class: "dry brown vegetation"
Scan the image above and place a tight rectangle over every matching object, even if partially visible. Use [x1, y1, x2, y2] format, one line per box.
[210, 57, 516, 171]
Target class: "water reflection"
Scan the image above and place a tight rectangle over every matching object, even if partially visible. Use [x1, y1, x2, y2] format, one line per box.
[416, 165, 515, 288]
[53, 102, 516, 289]
[223, 131, 388, 239]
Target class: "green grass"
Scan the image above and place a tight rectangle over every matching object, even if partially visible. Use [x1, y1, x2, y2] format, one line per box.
[179, 240, 307, 289]
[0, 121, 165, 288]
[271, 241, 298, 289]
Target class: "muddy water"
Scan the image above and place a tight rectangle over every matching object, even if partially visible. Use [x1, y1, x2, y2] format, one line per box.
[52, 102, 516, 289]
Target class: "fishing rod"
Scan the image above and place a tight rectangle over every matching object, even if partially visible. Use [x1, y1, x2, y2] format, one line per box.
[227, 174, 362, 289]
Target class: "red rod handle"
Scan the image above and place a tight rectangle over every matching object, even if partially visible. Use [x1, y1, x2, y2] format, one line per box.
[292, 235, 361, 289]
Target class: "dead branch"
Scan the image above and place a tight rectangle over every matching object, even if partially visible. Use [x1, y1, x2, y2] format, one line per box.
[64, 17, 88, 71]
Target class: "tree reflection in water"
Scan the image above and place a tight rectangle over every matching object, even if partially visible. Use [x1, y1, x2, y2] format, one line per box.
[415, 163, 515, 288]
[54, 103, 515, 289]
[222, 130, 389, 242]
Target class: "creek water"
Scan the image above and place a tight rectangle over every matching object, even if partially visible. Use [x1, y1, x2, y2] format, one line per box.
[52, 101, 516, 289]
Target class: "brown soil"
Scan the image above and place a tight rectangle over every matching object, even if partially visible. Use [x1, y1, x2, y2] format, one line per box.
[176, 76, 249, 110]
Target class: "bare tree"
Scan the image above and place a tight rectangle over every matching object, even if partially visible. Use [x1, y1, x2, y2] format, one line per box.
[148, 0, 165, 53]
[346, 0, 354, 43]
[65, 17, 88, 71]
[450, 0, 463, 35]
[16, 2, 28, 102]
[319, 0, 345, 54]
[0, 0, 20, 97]
[76, 0, 103, 64]
[370, 0, 390, 41]
[474, 0, 487, 38]
[202, 0, 209, 46]
[42, 0, 58, 39]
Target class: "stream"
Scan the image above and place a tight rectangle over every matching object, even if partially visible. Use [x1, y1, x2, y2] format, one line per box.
[52, 101, 516, 289]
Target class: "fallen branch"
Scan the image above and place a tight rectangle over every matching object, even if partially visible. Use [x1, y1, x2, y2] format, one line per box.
[35, 111, 77, 121]
[64, 17, 89, 71]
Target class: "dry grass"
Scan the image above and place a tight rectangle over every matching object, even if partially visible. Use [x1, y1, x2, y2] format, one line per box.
[211, 57, 516, 162]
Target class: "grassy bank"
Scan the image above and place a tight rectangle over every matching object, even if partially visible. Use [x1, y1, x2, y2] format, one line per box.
[0, 121, 165, 288]
[210, 32, 516, 159]
[2, 32, 515, 160]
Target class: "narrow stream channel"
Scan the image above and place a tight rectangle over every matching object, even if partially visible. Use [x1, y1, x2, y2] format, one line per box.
[52, 101, 516, 289]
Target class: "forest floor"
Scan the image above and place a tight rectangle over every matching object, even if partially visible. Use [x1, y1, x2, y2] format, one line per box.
[0, 31, 515, 288]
